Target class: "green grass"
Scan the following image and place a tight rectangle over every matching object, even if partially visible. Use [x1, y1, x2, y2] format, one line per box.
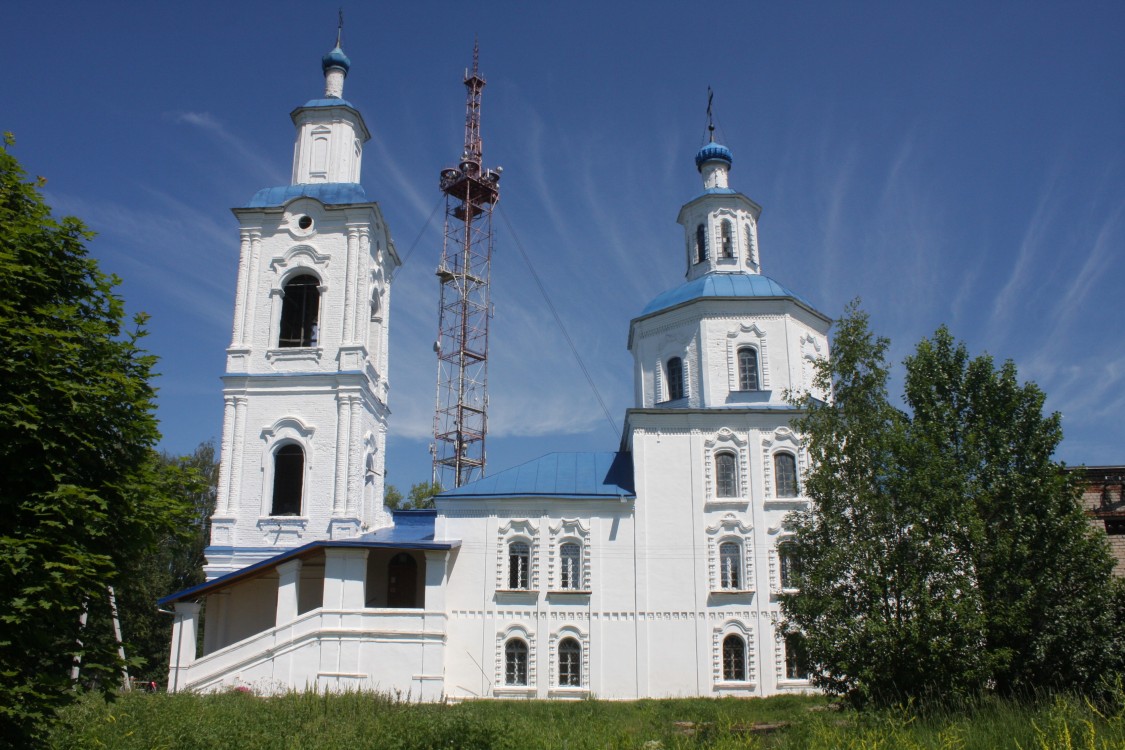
[44, 690, 1125, 749]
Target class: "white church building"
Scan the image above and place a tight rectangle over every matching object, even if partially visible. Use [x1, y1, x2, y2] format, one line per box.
[161, 39, 831, 700]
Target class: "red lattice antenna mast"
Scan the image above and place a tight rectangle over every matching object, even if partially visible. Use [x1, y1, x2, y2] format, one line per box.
[432, 42, 502, 488]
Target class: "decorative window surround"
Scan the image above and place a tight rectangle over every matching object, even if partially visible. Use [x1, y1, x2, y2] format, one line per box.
[725, 323, 770, 392]
[258, 417, 315, 519]
[549, 626, 590, 690]
[496, 519, 539, 593]
[774, 620, 813, 686]
[703, 429, 749, 505]
[712, 620, 755, 687]
[761, 428, 804, 502]
[768, 532, 799, 595]
[495, 625, 536, 694]
[706, 514, 754, 593]
[549, 519, 591, 592]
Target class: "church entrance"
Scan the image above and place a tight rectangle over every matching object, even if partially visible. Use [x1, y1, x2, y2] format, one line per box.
[387, 552, 418, 608]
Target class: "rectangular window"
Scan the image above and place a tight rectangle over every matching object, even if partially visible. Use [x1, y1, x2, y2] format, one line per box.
[508, 542, 530, 589]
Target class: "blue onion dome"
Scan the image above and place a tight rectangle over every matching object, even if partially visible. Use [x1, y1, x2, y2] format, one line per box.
[322, 45, 351, 74]
[695, 141, 733, 171]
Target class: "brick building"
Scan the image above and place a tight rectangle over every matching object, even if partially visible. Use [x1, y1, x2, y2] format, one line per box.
[1075, 466, 1125, 576]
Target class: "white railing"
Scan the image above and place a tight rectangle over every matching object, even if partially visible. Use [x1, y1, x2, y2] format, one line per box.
[172, 608, 447, 694]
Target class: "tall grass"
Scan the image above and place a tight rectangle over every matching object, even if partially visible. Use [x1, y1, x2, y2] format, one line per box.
[46, 689, 1125, 749]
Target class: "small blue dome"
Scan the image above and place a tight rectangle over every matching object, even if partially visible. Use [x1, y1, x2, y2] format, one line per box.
[695, 141, 733, 171]
[322, 45, 351, 74]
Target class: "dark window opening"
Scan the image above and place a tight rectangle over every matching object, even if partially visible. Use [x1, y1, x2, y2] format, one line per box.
[271, 444, 304, 516]
[387, 552, 419, 608]
[297, 215, 313, 230]
[1105, 519, 1125, 535]
[785, 633, 811, 680]
[695, 224, 707, 264]
[666, 357, 684, 401]
[775, 452, 798, 497]
[722, 634, 746, 681]
[279, 274, 320, 348]
[721, 219, 734, 258]
[558, 637, 581, 686]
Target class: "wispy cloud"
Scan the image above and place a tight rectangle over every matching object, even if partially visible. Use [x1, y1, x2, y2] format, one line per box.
[171, 111, 287, 186]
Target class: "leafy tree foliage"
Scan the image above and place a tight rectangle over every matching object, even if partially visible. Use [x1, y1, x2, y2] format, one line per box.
[0, 134, 191, 745]
[385, 482, 442, 510]
[783, 303, 1122, 706]
[93, 443, 217, 683]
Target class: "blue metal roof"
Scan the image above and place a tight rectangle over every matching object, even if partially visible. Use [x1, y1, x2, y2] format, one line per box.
[439, 452, 635, 500]
[639, 272, 815, 317]
[158, 510, 457, 605]
[298, 97, 359, 110]
[243, 182, 369, 208]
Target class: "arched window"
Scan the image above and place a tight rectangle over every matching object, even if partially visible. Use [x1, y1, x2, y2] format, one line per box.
[779, 542, 799, 590]
[695, 224, 707, 264]
[719, 542, 741, 590]
[722, 634, 746, 681]
[271, 444, 304, 516]
[558, 637, 581, 686]
[508, 541, 531, 590]
[666, 357, 684, 401]
[774, 452, 798, 497]
[278, 274, 320, 348]
[785, 633, 810, 680]
[720, 219, 734, 258]
[505, 639, 529, 685]
[560, 542, 581, 590]
[715, 451, 738, 498]
[737, 347, 760, 391]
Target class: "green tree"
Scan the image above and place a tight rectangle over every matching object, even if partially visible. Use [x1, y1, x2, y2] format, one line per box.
[384, 481, 442, 510]
[0, 134, 190, 745]
[103, 442, 217, 682]
[782, 303, 1121, 706]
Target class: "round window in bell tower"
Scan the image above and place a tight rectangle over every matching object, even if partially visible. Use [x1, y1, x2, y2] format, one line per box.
[297, 215, 313, 230]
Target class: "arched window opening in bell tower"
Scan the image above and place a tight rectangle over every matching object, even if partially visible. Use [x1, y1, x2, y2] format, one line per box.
[695, 224, 707, 264]
[666, 357, 685, 401]
[271, 444, 304, 516]
[721, 220, 734, 258]
[279, 274, 320, 347]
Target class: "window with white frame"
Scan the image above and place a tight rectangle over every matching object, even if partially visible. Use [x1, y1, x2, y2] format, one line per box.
[559, 542, 581, 590]
[508, 541, 531, 590]
[720, 219, 734, 258]
[722, 634, 747, 681]
[715, 451, 738, 498]
[707, 515, 753, 593]
[774, 452, 799, 498]
[558, 637, 581, 686]
[505, 638, 529, 685]
[719, 542, 741, 590]
[695, 224, 707, 263]
[737, 346, 760, 391]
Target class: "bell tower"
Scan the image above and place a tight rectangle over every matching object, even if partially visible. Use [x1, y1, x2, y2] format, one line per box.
[204, 31, 401, 579]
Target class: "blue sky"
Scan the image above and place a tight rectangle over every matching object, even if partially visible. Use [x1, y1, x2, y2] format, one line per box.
[4, 1, 1124, 487]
